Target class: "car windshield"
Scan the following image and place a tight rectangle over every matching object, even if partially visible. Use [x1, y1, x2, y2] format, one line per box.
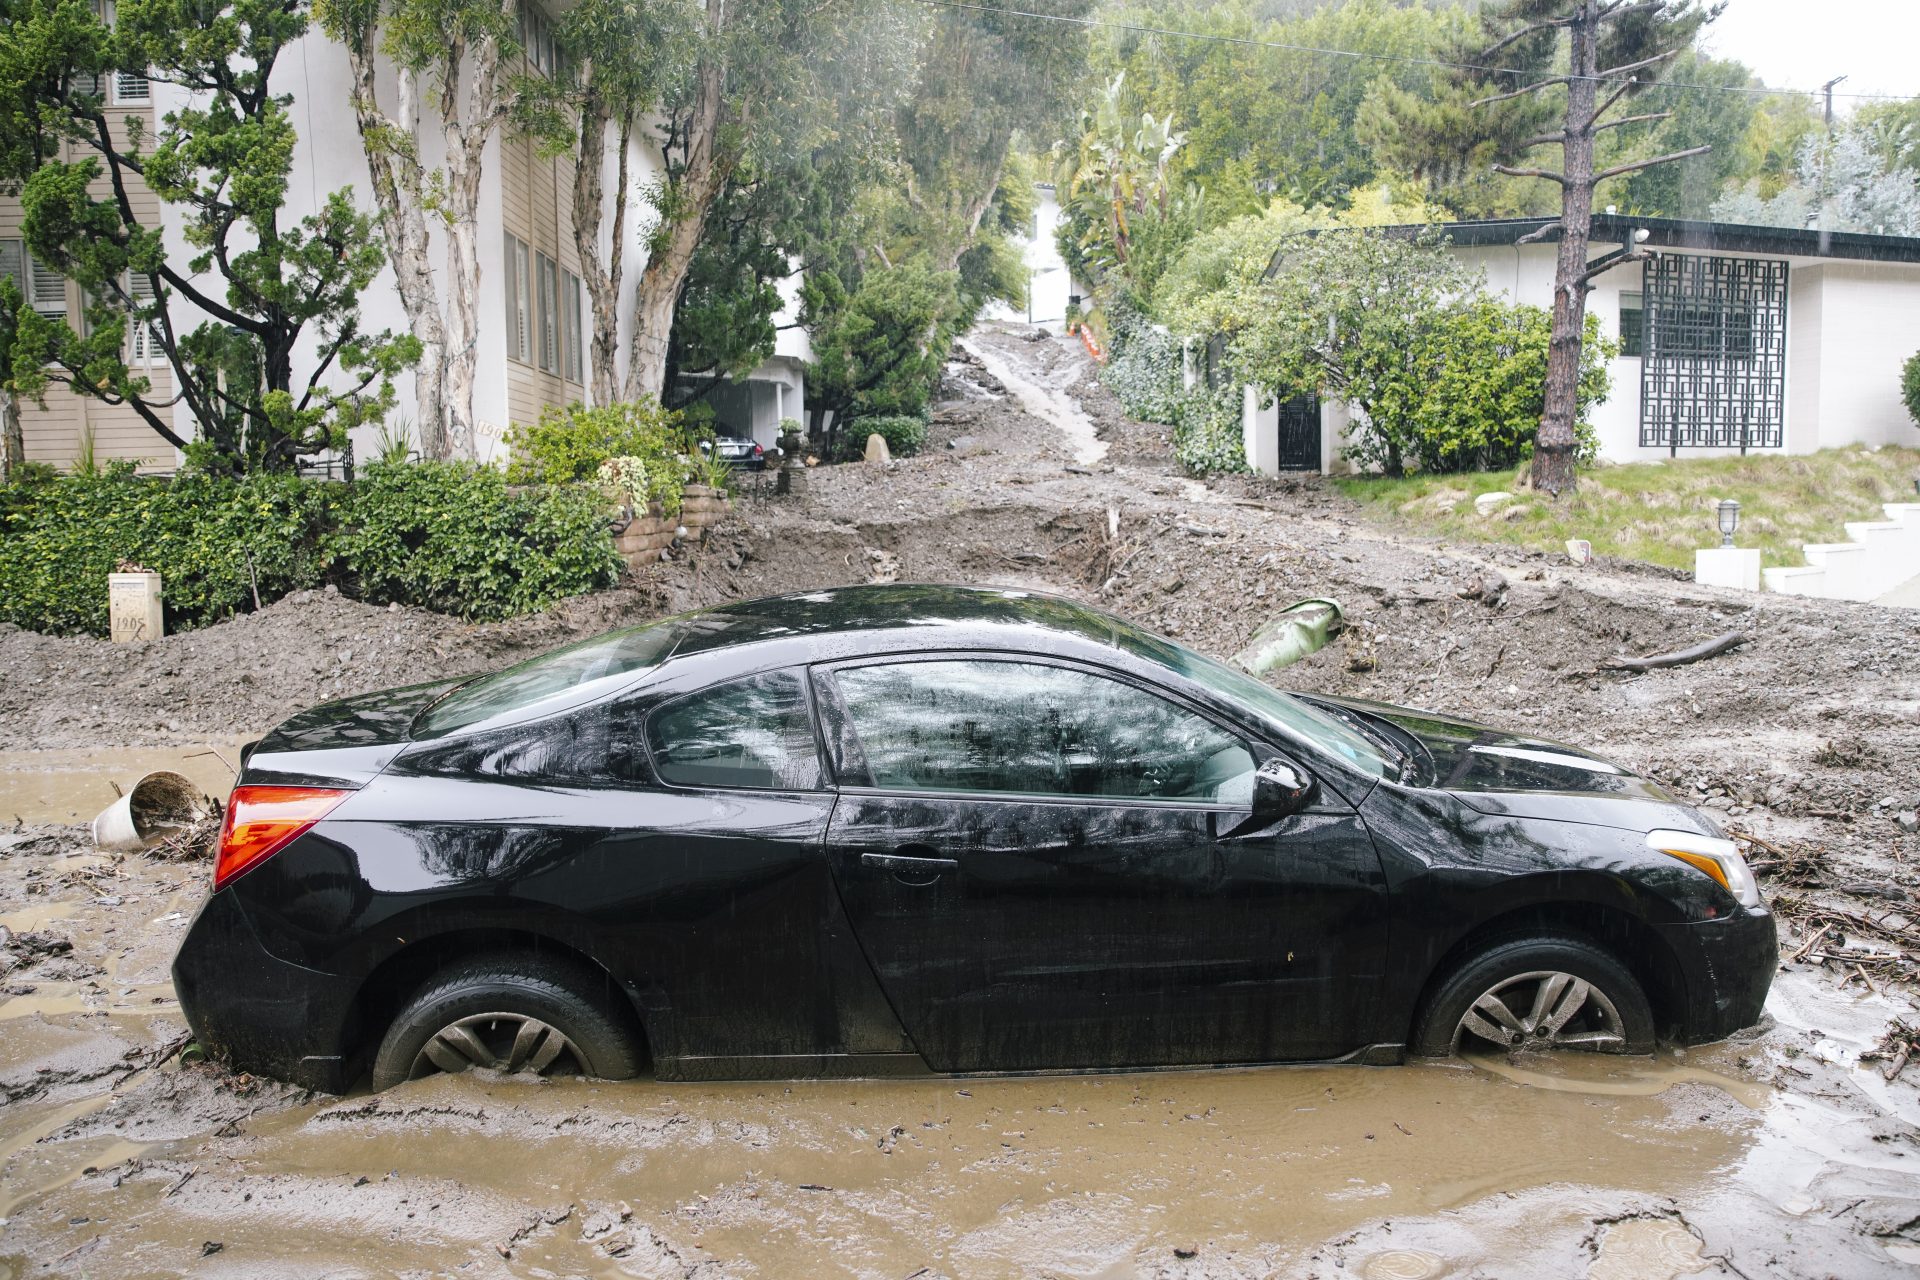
[413, 619, 685, 738]
[1111, 629, 1389, 780]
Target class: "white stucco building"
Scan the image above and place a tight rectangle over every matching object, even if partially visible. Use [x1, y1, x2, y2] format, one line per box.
[1241, 216, 1920, 475]
[1, 10, 806, 470]
[983, 182, 1078, 333]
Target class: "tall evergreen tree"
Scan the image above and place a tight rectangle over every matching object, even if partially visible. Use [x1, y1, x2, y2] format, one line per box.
[1373, 0, 1716, 495]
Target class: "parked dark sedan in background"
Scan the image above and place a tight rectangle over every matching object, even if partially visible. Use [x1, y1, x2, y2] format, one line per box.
[173, 585, 1775, 1092]
[700, 434, 767, 470]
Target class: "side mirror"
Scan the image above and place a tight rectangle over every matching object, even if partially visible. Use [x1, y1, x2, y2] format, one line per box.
[1253, 758, 1316, 820]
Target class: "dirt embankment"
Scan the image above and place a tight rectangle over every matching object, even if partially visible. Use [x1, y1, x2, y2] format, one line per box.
[2, 322, 1917, 1278]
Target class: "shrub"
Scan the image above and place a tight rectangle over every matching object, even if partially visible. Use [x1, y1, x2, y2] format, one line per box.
[0, 464, 335, 635]
[503, 400, 705, 514]
[1361, 302, 1611, 475]
[1102, 306, 1187, 426]
[838, 414, 928, 461]
[329, 462, 621, 622]
[1172, 384, 1250, 475]
[1903, 350, 1920, 428]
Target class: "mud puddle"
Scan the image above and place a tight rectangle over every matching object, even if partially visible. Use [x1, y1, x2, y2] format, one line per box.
[7, 1015, 1913, 1280]
[0, 741, 244, 824]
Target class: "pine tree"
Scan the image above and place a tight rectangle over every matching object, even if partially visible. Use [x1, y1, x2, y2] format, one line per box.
[1374, 0, 1716, 494]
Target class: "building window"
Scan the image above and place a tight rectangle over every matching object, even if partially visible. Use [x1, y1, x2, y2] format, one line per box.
[505, 233, 531, 364]
[1637, 253, 1786, 452]
[520, 6, 555, 75]
[536, 252, 559, 374]
[97, 1, 150, 103]
[125, 270, 160, 365]
[562, 270, 584, 384]
[1, 239, 71, 322]
[1618, 291, 1643, 357]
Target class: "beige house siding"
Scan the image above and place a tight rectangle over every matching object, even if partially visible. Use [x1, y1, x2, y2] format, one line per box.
[500, 117, 587, 432]
[2, 108, 176, 471]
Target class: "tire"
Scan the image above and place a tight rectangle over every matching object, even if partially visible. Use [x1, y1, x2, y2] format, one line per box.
[370, 953, 643, 1091]
[1410, 934, 1656, 1057]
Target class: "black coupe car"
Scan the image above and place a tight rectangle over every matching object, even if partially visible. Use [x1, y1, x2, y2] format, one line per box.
[173, 585, 1775, 1093]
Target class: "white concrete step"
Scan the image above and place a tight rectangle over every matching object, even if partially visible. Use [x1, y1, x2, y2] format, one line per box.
[1766, 502, 1920, 607]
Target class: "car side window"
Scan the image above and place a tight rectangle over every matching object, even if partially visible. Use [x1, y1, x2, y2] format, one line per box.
[830, 659, 1255, 804]
[648, 670, 822, 791]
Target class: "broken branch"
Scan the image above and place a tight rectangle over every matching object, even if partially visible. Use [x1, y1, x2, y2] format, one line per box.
[1598, 631, 1749, 674]
[1471, 76, 1570, 108]
[1594, 144, 1712, 183]
[1493, 163, 1568, 185]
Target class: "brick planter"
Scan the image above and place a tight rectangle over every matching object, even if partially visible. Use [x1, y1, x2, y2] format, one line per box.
[613, 484, 732, 571]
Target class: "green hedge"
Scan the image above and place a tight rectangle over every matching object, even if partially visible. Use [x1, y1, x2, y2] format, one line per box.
[0, 461, 621, 636]
[1903, 349, 1920, 429]
[331, 463, 620, 620]
[0, 464, 335, 635]
[838, 414, 928, 461]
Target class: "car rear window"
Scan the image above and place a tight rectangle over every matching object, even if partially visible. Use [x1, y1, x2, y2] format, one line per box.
[413, 619, 685, 738]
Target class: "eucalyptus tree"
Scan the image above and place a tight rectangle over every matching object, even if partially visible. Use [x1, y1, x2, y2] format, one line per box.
[517, 0, 692, 406]
[622, 0, 918, 403]
[1373, 0, 1716, 495]
[0, 0, 414, 471]
[317, 0, 527, 458]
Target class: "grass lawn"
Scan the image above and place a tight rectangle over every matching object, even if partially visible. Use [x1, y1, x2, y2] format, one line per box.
[1331, 445, 1920, 573]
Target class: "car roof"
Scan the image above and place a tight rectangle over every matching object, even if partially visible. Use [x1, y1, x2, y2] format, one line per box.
[659, 583, 1162, 669]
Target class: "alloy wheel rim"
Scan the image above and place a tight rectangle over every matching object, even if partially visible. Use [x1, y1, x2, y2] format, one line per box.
[1453, 970, 1628, 1053]
[412, 1012, 581, 1079]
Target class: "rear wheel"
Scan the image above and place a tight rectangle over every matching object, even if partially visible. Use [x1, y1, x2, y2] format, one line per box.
[1411, 934, 1656, 1057]
[370, 953, 642, 1091]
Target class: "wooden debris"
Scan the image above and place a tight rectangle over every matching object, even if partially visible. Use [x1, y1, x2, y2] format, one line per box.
[1599, 631, 1748, 674]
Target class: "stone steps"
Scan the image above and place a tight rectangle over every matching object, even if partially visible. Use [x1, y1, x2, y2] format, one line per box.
[1762, 503, 1920, 605]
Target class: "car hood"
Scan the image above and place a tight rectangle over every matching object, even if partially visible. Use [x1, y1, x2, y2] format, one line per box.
[1300, 694, 1712, 834]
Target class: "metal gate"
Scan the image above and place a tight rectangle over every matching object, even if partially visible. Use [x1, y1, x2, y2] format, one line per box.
[1638, 253, 1787, 452]
[1276, 394, 1321, 471]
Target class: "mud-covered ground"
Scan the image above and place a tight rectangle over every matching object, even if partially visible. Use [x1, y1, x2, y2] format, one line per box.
[2, 323, 1918, 1278]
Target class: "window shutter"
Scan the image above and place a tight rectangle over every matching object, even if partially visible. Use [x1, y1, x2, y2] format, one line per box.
[114, 69, 150, 103]
[0, 240, 23, 294]
[27, 253, 68, 319]
[506, 235, 531, 364]
[126, 270, 159, 364]
[565, 273, 583, 384]
[538, 254, 558, 373]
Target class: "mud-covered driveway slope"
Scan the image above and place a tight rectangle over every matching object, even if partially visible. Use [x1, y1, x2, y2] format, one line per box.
[2, 321, 1918, 1278]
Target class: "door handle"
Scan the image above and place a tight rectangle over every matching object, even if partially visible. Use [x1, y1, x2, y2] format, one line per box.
[867, 855, 960, 875]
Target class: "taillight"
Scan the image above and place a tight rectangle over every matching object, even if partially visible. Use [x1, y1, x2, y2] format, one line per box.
[214, 785, 351, 890]
[751, 443, 764, 457]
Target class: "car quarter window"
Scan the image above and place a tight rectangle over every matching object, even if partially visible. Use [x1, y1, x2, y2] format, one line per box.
[829, 659, 1255, 804]
[648, 670, 822, 791]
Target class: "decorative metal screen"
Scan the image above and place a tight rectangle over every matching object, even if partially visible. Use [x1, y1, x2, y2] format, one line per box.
[1638, 253, 1787, 451]
[1276, 394, 1321, 471]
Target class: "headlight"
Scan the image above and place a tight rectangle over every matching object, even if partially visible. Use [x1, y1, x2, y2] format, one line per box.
[1646, 829, 1762, 908]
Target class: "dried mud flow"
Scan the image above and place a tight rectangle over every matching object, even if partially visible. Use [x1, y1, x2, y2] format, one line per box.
[2, 323, 1918, 1279]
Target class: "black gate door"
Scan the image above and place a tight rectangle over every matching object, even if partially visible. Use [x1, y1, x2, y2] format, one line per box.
[1276, 394, 1321, 471]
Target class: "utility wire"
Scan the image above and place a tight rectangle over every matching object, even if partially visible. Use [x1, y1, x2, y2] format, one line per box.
[911, 0, 1920, 104]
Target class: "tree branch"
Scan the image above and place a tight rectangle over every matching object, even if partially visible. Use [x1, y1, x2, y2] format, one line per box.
[1478, 15, 1573, 60]
[1594, 144, 1711, 182]
[1580, 244, 1651, 285]
[1493, 163, 1568, 185]
[1594, 111, 1671, 134]
[1471, 76, 1570, 109]
[1591, 75, 1641, 126]
[1520, 132, 1568, 148]
[1598, 49, 1680, 80]
[1516, 220, 1563, 246]
[1596, 0, 1665, 22]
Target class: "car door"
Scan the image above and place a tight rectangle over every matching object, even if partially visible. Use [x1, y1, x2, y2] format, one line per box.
[814, 655, 1389, 1073]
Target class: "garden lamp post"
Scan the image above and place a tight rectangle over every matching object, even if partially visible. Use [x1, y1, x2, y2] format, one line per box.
[1716, 499, 1740, 548]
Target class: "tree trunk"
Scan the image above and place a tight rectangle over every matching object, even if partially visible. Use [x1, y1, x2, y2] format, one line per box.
[436, 30, 504, 462]
[341, 47, 449, 458]
[624, 59, 732, 404]
[0, 388, 23, 482]
[572, 96, 628, 407]
[1530, 6, 1599, 497]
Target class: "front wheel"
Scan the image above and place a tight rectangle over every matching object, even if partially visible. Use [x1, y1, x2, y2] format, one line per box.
[1410, 934, 1656, 1057]
[370, 953, 643, 1091]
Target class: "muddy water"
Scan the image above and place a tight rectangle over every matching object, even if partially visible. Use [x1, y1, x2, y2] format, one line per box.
[0, 740, 246, 824]
[960, 336, 1109, 467]
[0, 1041, 1814, 1279]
